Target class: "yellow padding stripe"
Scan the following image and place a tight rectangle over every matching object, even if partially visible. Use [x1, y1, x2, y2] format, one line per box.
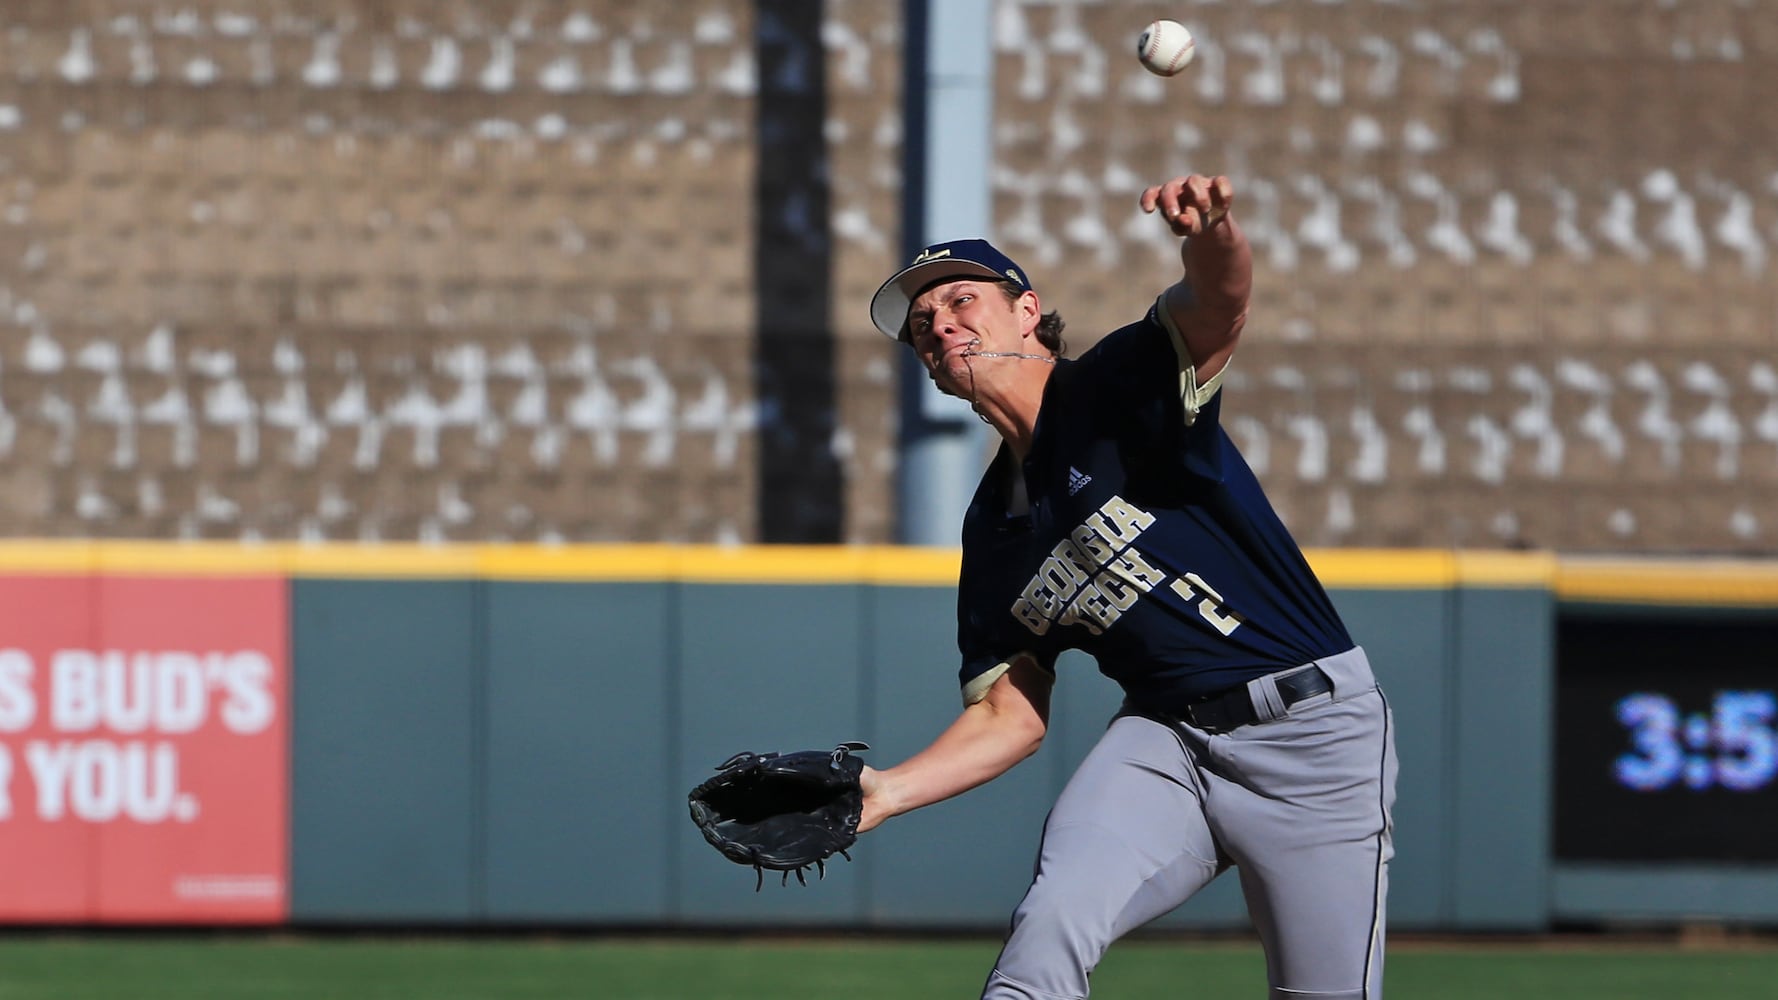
[477, 545, 966, 584]
[521, 545, 971, 584]
[1557, 559, 1778, 607]
[0, 541, 101, 573]
[0, 541, 965, 584]
[0, 541, 483, 577]
[1301, 549, 1555, 588]
[0, 540, 285, 575]
[281, 545, 481, 576]
[1305, 550, 1455, 588]
[0, 544, 1765, 601]
[1453, 551, 1559, 588]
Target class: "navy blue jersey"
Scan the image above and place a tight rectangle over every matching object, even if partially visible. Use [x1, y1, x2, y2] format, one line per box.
[956, 301, 1352, 713]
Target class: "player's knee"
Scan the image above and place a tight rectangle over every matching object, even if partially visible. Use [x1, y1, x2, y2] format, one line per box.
[1011, 826, 1154, 942]
[1004, 874, 1112, 967]
[994, 898, 1099, 1000]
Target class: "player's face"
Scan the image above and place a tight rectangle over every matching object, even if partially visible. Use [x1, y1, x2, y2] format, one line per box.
[906, 279, 1025, 397]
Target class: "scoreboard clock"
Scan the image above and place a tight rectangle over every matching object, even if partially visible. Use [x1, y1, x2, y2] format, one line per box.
[1554, 611, 1778, 863]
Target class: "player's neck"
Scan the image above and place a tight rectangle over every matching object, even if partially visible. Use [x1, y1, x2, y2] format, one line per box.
[973, 364, 1052, 461]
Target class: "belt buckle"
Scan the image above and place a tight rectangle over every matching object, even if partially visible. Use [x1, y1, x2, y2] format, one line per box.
[1181, 702, 1210, 732]
[1183, 691, 1241, 734]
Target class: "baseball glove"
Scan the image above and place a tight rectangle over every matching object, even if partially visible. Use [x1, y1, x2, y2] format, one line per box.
[688, 740, 870, 890]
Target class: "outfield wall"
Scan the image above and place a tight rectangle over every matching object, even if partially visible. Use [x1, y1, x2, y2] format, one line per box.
[0, 544, 1774, 931]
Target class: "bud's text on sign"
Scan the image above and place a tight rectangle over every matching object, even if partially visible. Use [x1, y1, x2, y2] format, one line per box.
[0, 575, 288, 923]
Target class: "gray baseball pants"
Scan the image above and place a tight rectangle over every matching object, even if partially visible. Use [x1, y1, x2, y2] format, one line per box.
[982, 646, 1397, 1000]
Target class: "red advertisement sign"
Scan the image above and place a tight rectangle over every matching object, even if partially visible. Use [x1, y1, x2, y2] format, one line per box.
[0, 574, 288, 923]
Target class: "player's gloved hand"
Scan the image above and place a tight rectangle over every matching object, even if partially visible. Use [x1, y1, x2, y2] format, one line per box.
[687, 741, 869, 890]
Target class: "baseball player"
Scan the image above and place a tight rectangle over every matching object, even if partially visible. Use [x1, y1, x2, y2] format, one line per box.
[857, 174, 1397, 999]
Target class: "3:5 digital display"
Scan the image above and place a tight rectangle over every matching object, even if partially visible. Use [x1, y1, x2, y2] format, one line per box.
[1555, 612, 1778, 864]
[1613, 690, 1776, 793]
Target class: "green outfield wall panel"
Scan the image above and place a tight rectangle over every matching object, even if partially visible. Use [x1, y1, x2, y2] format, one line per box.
[290, 579, 479, 922]
[482, 582, 674, 922]
[861, 586, 1051, 927]
[673, 584, 868, 922]
[20, 541, 1778, 932]
[1324, 589, 1454, 928]
[1452, 587, 1553, 929]
[1553, 867, 1778, 923]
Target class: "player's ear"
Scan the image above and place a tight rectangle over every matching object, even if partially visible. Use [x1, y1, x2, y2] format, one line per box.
[1016, 289, 1042, 338]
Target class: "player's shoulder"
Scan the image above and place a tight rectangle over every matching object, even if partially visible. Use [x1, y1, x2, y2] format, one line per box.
[1073, 304, 1173, 361]
[1075, 304, 1171, 367]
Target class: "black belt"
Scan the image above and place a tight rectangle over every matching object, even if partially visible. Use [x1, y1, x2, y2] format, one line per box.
[1181, 666, 1333, 734]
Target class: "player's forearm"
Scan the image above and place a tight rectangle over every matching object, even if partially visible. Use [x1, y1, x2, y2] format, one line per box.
[1181, 212, 1252, 323]
[860, 693, 1047, 831]
[1164, 214, 1250, 379]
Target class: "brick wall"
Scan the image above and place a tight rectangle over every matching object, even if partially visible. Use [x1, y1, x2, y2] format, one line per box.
[986, 0, 1776, 552]
[0, 1, 1772, 552]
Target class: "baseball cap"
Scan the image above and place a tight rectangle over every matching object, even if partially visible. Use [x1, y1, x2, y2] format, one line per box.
[869, 238, 1033, 340]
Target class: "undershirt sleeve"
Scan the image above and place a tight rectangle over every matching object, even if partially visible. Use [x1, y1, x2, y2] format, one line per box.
[1151, 292, 1227, 427]
[960, 651, 1055, 707]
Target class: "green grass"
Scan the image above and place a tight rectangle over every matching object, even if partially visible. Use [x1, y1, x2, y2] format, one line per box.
[0, 935, 1774, 999]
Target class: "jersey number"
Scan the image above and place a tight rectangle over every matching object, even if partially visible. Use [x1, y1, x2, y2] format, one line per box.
[1169, 573, 1244, 636]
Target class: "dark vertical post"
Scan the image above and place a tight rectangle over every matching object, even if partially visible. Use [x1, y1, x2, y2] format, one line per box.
[899, 0, 929, 265]
[754, 0, 843, 542]
[894, 0, 943, 545]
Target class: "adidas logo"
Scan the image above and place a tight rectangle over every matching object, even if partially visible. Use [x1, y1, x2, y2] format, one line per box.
[1067, 467, 1093, 496]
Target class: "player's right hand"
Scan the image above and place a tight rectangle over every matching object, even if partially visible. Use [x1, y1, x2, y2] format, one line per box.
[1140, 174, 1234, 238]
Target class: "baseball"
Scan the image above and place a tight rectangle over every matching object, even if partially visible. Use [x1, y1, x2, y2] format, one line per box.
[1137, 20, 1195, 77]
